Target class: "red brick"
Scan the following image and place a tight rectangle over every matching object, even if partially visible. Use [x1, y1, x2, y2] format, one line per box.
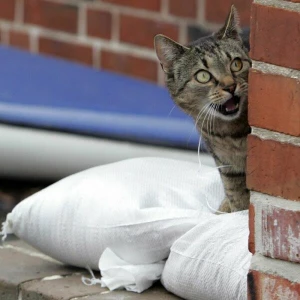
[205, 0, 252, 26]
[120, 15, 179, 48]
[0, 0, 15, 20]
[101, 50, 158, 82]
[249, 70, 300, 137]
[261, 206, 300, 263]
[169, 0, 197, 18]
[87, 8, 112, 40]
[249, 203, 255, 254]
[251, 4, 300, 70]
[24, 0, 78, 34]
[100, 0, 161, 11]
[39, 36, 93, 66]
[248, 270, 300, 300]
[247, 135, 300, 201]
[9, 29, 30, 50]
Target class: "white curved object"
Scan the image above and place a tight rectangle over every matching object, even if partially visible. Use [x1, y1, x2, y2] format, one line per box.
[0, 124, 214, 180]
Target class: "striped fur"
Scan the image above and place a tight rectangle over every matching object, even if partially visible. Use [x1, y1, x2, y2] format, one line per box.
[154, 6, 251, 212]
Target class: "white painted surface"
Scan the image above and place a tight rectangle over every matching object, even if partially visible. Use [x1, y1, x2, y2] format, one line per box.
[0, 124, 215, 180]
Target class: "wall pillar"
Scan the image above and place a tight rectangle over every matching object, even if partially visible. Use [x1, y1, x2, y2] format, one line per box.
[247, 0, 300, 299]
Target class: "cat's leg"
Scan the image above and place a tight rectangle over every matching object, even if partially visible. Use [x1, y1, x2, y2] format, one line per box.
[217, 197, 231, 213]
[219, 174, 250, 212]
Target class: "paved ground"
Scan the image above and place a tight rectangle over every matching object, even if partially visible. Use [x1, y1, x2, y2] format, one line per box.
[0, 236, 180, 300]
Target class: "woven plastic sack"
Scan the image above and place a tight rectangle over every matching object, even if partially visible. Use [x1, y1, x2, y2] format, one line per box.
[161, 211, 252, 300]
[1, 157, 224, 269]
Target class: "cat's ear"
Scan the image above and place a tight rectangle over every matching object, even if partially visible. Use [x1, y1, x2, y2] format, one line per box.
[215, 5, 242, 41]
[154, 34, 189, 73]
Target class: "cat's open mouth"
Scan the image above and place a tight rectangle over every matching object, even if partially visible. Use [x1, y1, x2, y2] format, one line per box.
[216, 96, 240, 116]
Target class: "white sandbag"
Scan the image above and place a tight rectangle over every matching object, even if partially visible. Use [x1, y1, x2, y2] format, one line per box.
[98, 248, 165, 293]
[1, 157, 224, 269]
[161, 211, 252, 300]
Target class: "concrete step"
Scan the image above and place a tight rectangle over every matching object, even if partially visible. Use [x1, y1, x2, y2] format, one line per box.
[0, 237, 180, 300]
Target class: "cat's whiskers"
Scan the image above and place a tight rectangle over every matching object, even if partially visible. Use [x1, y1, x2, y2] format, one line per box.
[212, 104, 217, 134]
[213, 104, 219, 133]
[207, 107, 211, 137]
[193, 103, 210, 167]
[197, 104, 211, 169]
[195, 103, 211, 129]
[195, 105, 206, 126]
[207, 105, 214, 137]
[192, 103, 209, 141]
[205, 105, 211, 136]
[210, 104, 217, 136]
[199, 105, 211, 136]
[168, 105, 176, 116]
[187, 103, 209, 147]
[239, 82, 248, 94]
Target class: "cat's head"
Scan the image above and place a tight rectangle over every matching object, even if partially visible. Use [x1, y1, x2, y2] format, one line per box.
[154, 6, 251, 125]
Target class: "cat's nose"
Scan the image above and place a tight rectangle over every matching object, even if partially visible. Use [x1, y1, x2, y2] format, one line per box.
[223, 84, 236, 94]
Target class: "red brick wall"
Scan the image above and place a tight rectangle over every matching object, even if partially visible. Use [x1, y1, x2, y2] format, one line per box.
[247, 0, 300, 299]
[0, 0, 252, 84]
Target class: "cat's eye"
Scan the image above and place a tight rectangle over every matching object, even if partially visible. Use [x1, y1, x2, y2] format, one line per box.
[230, 58, 243, 72]
[195, 70, 211, 84]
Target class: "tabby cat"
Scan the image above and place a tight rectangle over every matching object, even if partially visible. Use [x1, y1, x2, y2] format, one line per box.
[154, 6, 251, 212]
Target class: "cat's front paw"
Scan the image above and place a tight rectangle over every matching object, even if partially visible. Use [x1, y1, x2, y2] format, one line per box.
[217, 198, 231, 214]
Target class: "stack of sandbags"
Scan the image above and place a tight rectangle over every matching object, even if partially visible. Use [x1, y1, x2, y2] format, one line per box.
[161, 211, 252, 300]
